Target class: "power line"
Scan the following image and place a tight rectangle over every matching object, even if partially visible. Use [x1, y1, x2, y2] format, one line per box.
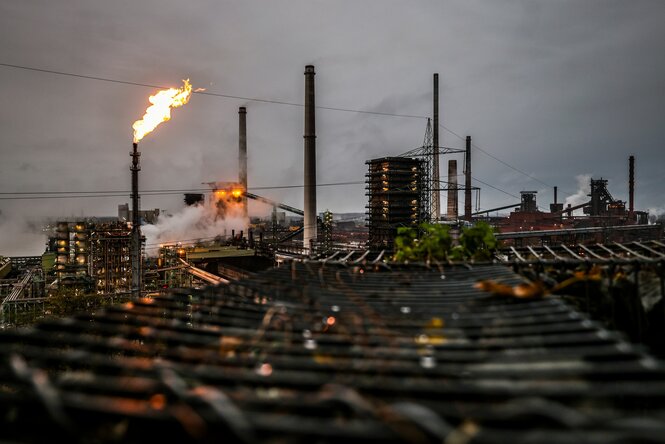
[471, 176, 519, 200]
[0, 61, 568, 200]
[0, 181, 365, 200]
[438, 124, 573, 196]
[0, 62, 427, 120]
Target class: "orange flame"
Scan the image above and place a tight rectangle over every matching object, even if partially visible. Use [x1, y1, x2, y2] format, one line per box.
[132, 79, 194, 143]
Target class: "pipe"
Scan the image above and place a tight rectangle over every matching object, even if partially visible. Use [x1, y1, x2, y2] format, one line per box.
[239, 107, 248, 219]
[629, 155, 635, 215]
[464, 136, 472, 221]
[447, 159, 458, 220]
[130, 142, 141, 298]
[433, 73, 440, 221]
[554, 186, 558, 204]
[303, 65, 317, 255]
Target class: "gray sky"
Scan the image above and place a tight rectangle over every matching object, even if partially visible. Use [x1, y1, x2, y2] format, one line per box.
[1, 0, 664, 255]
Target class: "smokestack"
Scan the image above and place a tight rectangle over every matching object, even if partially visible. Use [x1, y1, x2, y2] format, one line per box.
[464, 136, 472, 222]
[433, 73, 440, 221]
[550, 186, 564, 213]
[130, 142, 141, 298]
[303, 65, 317, 254]
[629, 155, 635, 215]
[447, 160, 458, 220]
[239, 106, 248, 219]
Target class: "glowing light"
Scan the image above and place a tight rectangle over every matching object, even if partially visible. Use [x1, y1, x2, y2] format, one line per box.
[149, 394, 166, 410]
[231, 189, 243, 198]
[256, 363, 273, 377]
[132, 79, 197, 143]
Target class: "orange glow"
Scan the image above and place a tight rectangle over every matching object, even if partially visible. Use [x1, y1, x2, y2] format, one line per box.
[132, 79, 196, 143]
[326, 316, 336, 326]
[149, 394, 167, 410]
[231, 189, 243, 198]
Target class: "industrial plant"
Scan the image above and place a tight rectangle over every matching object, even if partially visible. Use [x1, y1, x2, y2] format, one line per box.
[0, 64, 664, 443]
[1, 66, 662, 319]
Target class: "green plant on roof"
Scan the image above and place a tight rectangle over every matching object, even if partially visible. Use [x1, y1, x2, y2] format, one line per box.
[393, 223, 452, 262]
[393, 221, 498, 263]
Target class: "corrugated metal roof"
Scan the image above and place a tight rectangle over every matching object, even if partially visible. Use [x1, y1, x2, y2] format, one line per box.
[0, 262, 663, 443]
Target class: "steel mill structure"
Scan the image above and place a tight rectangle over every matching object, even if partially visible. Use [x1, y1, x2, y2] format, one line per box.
[45, 220, 135, 294]
[365, 156, 428, 250]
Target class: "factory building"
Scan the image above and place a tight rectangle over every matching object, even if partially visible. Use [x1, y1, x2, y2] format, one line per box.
[366, 157, 428, 250]
[45, 219, 139, 294]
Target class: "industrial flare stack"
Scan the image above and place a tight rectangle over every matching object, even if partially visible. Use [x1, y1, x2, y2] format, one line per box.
[130, 142, 141, 298]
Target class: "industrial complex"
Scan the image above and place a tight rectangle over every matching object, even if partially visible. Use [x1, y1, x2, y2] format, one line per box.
[1, 67, 661, 321]
[0, 65, 664, 443]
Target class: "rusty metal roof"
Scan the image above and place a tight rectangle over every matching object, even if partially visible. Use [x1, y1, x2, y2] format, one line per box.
[0, 263, 664, 443]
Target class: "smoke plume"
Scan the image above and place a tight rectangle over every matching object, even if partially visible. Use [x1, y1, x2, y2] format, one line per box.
[564, 174, 591, 215]
[142, 202, 246, 257]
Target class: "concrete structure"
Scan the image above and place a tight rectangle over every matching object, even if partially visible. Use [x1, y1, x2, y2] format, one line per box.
[447, 159, 458, 220]
[303, 65, 317, 254]
[239, 106, 248, 219]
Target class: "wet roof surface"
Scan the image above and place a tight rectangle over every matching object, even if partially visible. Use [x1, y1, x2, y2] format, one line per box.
[1, 262, 664, 443]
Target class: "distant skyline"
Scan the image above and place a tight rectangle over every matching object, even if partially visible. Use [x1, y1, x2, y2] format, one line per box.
[1, 0, 664, 254]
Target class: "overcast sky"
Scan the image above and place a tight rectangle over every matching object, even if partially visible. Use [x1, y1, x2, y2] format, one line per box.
[1, 0, 664, 254]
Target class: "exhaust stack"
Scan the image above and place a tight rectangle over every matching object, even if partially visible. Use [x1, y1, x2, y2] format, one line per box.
[433, 73, 440, 221]
[550, 186, 563, 213]
[447, 160, 458, 220]
[464, 136, 472, 221]
[303, 65, 317, 254]
[130, 142, 141, 298]
[629, 155, 635, 215]
[239, 107, 248, 219]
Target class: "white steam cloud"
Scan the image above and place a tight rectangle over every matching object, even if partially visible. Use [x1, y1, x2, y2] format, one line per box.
[564, 174, 591, 215]
[0, 210, 47, 256]
[142, 204, 246, 257]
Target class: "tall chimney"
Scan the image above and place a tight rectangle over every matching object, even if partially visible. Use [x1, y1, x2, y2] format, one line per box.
[464, 136, 472, 221]
[303, 65, 317, 254]
[130, 142, 141, 298]
[554, 186, 558, 204]
[629, 155, 635, 215]
[432, 73, 440, 221]
[238, 106, 248, 219]
[447, 159, 458, 220]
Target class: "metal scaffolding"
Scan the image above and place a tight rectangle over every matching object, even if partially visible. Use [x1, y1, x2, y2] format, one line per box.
[400, 119, 467, 222]
[365, 156, 428, 250]
[89, 222, 133, 294]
